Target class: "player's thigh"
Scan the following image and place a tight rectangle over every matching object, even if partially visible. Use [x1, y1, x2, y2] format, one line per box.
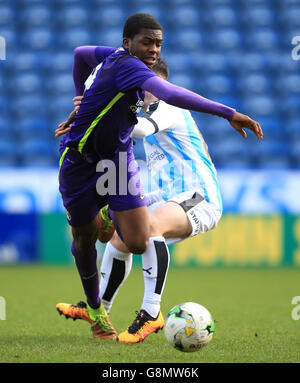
[113, 205, 150, 254]
[149, 201, 192, 239]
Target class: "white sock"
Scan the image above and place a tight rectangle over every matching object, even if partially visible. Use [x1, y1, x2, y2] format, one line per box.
[141, 236, 170, 318]
[99, 241, 132, 313]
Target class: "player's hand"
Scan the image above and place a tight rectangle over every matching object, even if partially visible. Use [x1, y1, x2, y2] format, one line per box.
[73, 95, 83, 109]
[55, 121, 72, 137]
[55, 108, 77, 138]
[230, 111, 263, 140]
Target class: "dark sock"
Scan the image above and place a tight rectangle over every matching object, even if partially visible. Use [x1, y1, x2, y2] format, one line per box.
[71, 242, 100, 309]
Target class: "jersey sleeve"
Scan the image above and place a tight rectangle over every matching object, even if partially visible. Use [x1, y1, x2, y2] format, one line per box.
[94, 46, 116, 63]
[132, 102, 180, 138]
[114, 55, 156, 93]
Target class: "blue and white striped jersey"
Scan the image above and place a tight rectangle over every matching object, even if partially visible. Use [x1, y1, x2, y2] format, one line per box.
[133, 100, 222, 211]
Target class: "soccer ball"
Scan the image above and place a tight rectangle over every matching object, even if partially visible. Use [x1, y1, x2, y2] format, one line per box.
[164, 302, 214, 352]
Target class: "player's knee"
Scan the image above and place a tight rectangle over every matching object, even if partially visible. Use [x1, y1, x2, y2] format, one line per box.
[126, 237, 149, 255]
[72, 229, 98, 254]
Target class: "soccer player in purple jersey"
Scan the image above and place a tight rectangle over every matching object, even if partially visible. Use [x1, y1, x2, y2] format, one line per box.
[56, 13, 262, 340]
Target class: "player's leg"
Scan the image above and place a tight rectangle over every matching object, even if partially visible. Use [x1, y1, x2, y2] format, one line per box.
[107, 147, 150, 255]
[118, 193, 221, 343]
[99, 231, 132, 314]
[117, 202, 189, 343]
[112, 205, 150, 254]
[56, 148, 116, 339]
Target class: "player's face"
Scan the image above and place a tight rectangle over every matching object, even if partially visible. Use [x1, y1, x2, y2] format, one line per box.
[123, 28, 163, 68]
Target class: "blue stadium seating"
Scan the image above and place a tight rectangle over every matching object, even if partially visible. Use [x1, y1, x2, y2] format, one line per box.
[58, 5, 89, 27]
[0, 5, 14, 26]
[18, 5, 52, 27]
[0, 140, 17, 167]
[15, 118, 51, 141]
[0, 1, 298, 168]
[20, 139, 58, 167]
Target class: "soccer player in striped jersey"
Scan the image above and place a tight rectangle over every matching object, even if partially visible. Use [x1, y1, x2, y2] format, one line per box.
[56, 57, 263, 343]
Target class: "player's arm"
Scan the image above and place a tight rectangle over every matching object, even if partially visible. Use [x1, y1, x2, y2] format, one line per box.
[73, 45, 115, 96]
[141, 76, 263, 140]
[132, 103, 174, 138]
[56, 46, 116, 136]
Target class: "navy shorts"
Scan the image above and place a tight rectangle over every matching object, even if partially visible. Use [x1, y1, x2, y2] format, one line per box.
[59, 146, 147, 227]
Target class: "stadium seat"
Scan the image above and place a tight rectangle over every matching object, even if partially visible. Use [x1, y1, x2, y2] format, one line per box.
[280, 6, 300, 27]
[20, 139, 57, 167]
[18, 5, 52, 27]
[0, 139, 17, 167]
[237, 73, 272, 96]
[10, 51, 46, 74]
[46, 73, 74, 94]
[274, 74, 300, 96]
[169, 72, 194, 90]
[195, 53, 229, 74]
[47, 52, 73, 73]
[173, 29, 203, 51]
[22, 28, 55, 50]
[290, 139, 300, 167]
[97, 27, 123, 48]
[251, 140, 290, 169]
[287, 118, 300, 140]
[241, 96, 276, 118]
[14, 118, 51, 141]
[10, 95, 47, 119]
[204, 74, 234, 96]
[255, 116, 283, 140]
[59, 28, 91, 49]
[57, 5, 89, 27]
[12, 73, 42, 95]
[169, 6, 200, 27]
[210, 138, 252, 169]
[208, 7, 237, 27]
[165, 52, 192, 72]
[0, 117, 12, 140]
[0, 5, 14, 26]
[0, 27, 17, 48]
[91, 6, 127, 28]
[241, 6, 275, 27]
[245, 29, 279, 50]
[209, 28, 242, 51]
[280, 96, 300, 118]
[47, 95, 74, 123]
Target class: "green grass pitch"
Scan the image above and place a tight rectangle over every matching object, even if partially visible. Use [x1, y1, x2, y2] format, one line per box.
[0, 265, 299, 363]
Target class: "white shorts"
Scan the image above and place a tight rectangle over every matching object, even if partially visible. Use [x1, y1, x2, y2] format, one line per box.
[146, 189, 222, 245]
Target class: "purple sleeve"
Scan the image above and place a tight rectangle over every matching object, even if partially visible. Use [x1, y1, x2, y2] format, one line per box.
[141, 76, 236, 120]
[72, 46, 116, 96]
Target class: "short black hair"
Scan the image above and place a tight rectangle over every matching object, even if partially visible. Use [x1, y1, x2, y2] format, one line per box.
[123, 13, 163, 39]
[152, 57, 169, 79]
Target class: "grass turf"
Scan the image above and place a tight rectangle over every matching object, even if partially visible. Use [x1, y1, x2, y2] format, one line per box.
[0, 265, 299, 363]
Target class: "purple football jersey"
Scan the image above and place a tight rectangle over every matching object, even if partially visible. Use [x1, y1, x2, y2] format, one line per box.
[63, 47, 156, 161]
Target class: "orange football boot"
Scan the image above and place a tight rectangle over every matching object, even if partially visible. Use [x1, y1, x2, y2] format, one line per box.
[56, 301, 117, 340]
[117, 310, 164, 343]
